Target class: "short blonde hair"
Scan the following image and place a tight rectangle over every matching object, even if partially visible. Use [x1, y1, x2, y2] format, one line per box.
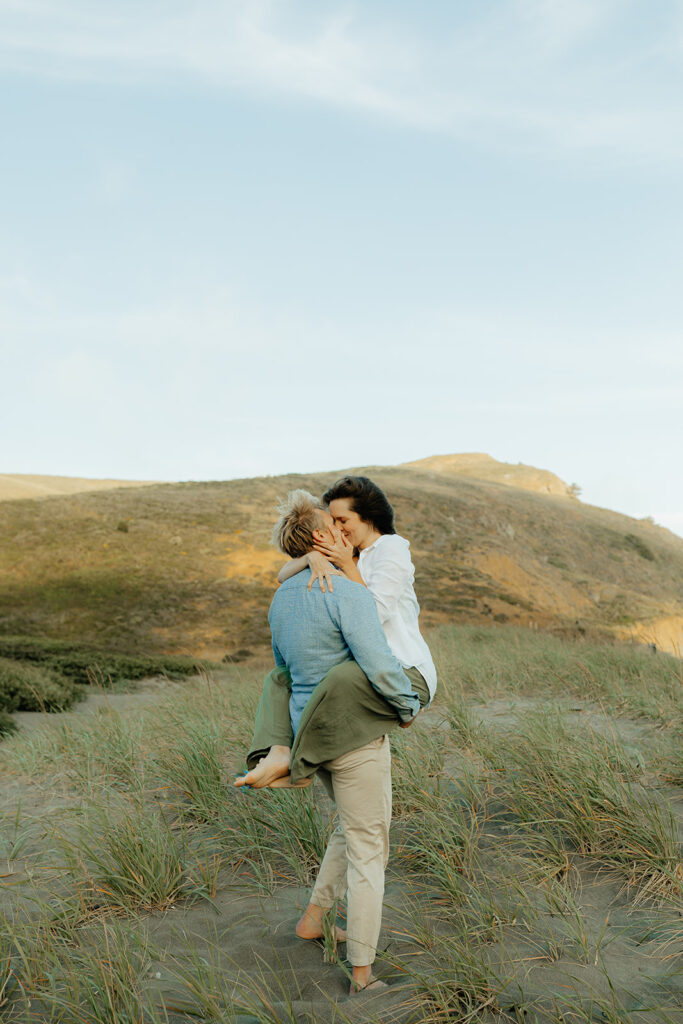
[271, 489, 325, 558]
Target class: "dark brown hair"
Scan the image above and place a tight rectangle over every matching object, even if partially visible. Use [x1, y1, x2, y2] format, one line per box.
[322, 476, 396, 535]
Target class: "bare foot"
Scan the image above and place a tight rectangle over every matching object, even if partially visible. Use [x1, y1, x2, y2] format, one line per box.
[268, 774, 313, 789]
[295, 904, 347, 943]
[349, 971, 387, 996]
[234, 745, 291, 788]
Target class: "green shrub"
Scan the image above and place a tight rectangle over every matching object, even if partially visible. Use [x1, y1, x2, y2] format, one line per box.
[0, 658, 80, 713]
[0, 636, 210, 687]
[624, 532, 655, 561]
[0, 709, 18, 737]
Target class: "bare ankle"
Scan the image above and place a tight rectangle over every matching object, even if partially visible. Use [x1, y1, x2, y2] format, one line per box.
[351, 964, 372, 989]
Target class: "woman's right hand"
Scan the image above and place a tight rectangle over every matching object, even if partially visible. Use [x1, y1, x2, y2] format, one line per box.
[307, 551, 344, 593]
[312, 525, 356, 572]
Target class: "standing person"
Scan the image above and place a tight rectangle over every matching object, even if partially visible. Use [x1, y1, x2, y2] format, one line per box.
[245, 490, 422, 993]
[237, 476, 436, 789]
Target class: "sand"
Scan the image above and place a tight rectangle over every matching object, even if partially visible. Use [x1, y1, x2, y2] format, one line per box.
[1, 674, 681, 1023]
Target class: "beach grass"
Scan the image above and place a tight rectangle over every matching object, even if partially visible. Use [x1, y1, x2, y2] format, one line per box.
[0, 625, 681, 1022]
[431, 624, 682, 732]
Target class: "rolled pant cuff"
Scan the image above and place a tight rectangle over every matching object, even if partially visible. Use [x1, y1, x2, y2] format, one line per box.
[309, 895, 336, 912]
[347, 942, 377, 967]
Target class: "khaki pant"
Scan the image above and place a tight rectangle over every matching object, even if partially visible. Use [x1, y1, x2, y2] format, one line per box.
[310, 734, 392, 966]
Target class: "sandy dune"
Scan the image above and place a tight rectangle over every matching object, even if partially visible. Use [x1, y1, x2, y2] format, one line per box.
[1, 636, 680, 1022]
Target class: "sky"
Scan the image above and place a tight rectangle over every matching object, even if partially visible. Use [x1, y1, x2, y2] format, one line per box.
[1, 0, 682, 535]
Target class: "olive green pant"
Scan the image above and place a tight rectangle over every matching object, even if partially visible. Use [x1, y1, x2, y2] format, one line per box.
[246, 661, 430, 785]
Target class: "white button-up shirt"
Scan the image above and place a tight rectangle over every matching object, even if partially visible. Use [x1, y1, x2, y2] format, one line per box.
[357, 534, 437, 700]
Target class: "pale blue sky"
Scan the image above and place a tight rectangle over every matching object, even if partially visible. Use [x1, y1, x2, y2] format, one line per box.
[1, 1, 682, 535]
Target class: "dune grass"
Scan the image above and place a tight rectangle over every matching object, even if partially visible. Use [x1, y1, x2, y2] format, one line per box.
[0, 626, 680, 1022]
[483, 712, 680, 898]
[430, 625, 683, 731]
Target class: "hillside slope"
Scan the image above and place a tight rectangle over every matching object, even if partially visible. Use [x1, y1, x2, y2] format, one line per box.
[1, 458, 681, 658]
[0, 474, 160, 502]
[403, 452, 576, 497]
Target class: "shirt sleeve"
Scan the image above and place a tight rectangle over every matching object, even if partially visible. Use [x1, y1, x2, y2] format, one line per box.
[365, 539, 414, 626]
[272, 638, 285, 667]
[330, 585, 420, 722]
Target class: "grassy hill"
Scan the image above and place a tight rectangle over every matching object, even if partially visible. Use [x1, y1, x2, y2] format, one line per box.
[402, 451, 578, 496]
[0, 473, 160, 502]
[1, 456, 682, 659]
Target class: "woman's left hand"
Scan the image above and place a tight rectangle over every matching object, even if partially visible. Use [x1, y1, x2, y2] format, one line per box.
[313, 525, 355, 571]
[306, 551, 344, 593]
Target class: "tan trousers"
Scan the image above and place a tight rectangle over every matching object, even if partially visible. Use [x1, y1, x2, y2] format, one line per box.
[310, 735, 392, 966]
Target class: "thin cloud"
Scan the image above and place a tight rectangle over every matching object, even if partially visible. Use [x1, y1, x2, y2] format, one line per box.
[0, 1, 431, 124]
[2, 1, 683, 159]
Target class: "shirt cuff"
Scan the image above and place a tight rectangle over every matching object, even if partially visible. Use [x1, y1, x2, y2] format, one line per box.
[398, 704, 420, 723]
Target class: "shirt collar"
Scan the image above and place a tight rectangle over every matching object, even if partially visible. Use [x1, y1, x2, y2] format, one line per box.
[358, 534, 390, 558]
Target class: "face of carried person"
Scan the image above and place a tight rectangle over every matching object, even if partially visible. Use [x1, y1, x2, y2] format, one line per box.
[328, 498, 378, 551]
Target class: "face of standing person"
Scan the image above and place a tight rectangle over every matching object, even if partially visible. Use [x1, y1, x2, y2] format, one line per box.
[310, 510, 337, 548]
[328, 499, 381, 551]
